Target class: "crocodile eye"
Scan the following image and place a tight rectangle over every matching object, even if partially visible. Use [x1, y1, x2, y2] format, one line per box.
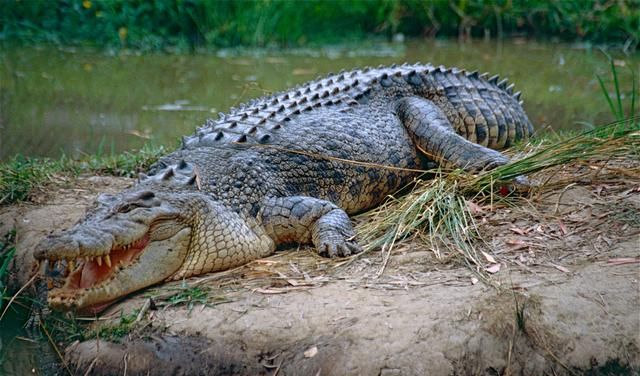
[116, 203, 140, 213]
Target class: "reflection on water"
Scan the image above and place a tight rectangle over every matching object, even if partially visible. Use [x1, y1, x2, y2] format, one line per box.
[0, 306, 59, 375]
[1, 40, 637, 161]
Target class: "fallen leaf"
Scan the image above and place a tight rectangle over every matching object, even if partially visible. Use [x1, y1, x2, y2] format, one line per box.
[285, 279, 315, 287]
[253, 288, 288, 294]
[254, 260, 280, 265]
[481, 251, 497, 264]
[558, 220, 568, 235]
[509, 227, 526, 235]
[549, 263, 570, 273]
[485, 263, 501, 274]
[606, 258, 640, 266]
[506, 239, 529, 251]
[304, 346, 318, 358]
[466, 200, 484, 214]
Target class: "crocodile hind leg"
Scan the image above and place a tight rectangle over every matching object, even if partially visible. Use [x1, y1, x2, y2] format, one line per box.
[396, 97, 511, 172]
[259, 196, 362, 258]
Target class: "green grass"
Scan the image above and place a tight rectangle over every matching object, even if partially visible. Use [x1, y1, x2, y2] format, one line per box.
[597, 57, 637, 126]
[39, 308, 139, 344]
[161, 282, 211, 312]
[0, 230, 16, 312]
[0, 156, 57, 205]
[514, 294, 527, 333]
[0, 143, 166, 206]
[148, 280, 231, 313]
[39, 310, 86, 343]
[89, 310, 139, 342]
[37, 284, 221, 345]
[1, 0, 637, 51]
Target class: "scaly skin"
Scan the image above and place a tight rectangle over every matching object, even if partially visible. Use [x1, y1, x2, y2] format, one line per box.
[34, 63, 533, 312]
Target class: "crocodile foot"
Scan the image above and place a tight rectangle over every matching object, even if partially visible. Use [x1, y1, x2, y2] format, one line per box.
[316, 235, 362, 258]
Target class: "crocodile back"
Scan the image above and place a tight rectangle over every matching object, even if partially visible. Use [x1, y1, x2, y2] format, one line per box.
[181, 63, 533, 152]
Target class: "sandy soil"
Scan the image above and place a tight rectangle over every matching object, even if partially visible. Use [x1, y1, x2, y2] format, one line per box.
[2, 160, 639, 376]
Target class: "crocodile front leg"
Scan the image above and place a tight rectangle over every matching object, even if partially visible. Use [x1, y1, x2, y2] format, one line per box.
[396, 97, 511, 172]
[259, 196, 362, 258]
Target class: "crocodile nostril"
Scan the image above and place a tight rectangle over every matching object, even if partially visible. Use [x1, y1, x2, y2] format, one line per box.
[97, 193, 116, 204]
[138, 191, 155, 201]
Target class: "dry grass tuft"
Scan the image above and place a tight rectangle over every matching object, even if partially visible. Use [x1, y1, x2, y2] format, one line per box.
[356, 173, 494, 282]
[356, 118, 639, 283]
[472, 118, 639, 191]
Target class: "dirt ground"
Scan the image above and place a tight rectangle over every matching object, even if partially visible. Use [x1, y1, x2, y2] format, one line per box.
[2, 159, 639, 376]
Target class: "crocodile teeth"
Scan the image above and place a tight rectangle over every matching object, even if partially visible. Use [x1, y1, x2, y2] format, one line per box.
[105, 255, 112, 268]
[68, 260, 75, 272]
[97, 257, 102, 266]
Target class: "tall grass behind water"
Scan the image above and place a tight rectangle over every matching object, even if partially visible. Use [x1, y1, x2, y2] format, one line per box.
[1, 0, 638, 51]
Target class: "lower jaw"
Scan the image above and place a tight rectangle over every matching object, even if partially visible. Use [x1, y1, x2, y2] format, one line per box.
[48, 292, 115, 315]
[80, 300, 115, 315]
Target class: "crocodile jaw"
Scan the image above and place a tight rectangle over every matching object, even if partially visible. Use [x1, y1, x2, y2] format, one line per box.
[44, 227, 191, 313]
[33, 188, 197, 313]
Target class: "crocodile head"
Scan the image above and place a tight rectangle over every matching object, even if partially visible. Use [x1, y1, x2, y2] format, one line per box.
[33, 161, 219, 313]
[34, 187, 195, 313]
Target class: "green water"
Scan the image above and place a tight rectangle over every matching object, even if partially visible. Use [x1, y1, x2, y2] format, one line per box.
[0, 39, 638, 375]
[1, 40, 638, 161]
[0, 305, 60, 375]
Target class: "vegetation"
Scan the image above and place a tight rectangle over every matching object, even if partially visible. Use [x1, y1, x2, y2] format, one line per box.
[1, 0, 637, 51]
[37, 284, 220, 346]
[39, 308, 139, 345]
[0, 144, 166, 205]
[597, 57, 637, 125]
[0, 230, 16, 312]
[89, 310, 139, 341]
[157, 283, 212, 312]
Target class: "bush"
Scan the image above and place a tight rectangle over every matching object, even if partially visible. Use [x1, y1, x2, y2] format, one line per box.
[1, 0, 637, 51]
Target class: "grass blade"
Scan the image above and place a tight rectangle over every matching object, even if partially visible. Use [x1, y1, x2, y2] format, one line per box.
[611, 59, 623, 120]
[631, 68, 637, 122]
[597, 74, 618, 120]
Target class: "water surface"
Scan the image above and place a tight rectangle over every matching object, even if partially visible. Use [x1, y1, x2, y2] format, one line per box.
[1, 39, 637, 161]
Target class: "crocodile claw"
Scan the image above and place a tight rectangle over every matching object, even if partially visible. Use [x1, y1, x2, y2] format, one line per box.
[317, 239, 363, 258]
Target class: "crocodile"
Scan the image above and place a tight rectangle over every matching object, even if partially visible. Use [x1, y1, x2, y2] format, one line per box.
[34, 63, 533, 313]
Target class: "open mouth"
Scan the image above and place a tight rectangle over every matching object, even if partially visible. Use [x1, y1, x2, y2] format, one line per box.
[45, 233, 151, 312]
